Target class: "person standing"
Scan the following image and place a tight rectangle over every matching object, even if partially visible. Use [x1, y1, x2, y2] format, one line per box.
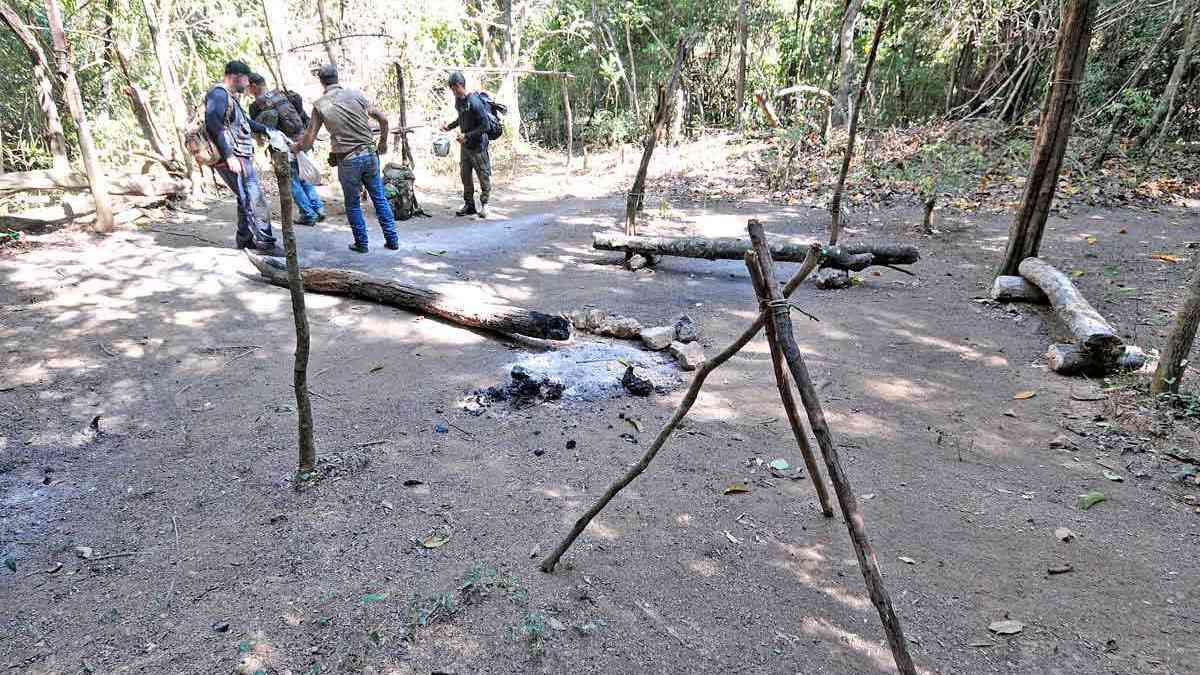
[247, 73, 325, 226]
[205, 60, 276, 252]
[292, 64, 397, 254]
[441, 71, 492, 219]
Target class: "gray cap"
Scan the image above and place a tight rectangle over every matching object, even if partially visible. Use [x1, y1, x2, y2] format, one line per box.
[315, 64, 338, 84]
[447, 70, 466, 87]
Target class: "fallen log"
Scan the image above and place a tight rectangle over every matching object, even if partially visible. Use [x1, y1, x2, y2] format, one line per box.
[991, 275, 1047, 303]
[245, 254, 572, 341]
[1019, 257, 1124, 371]
[0, 194, 171, 232]
[0, 169, 187, 198]
[1047, 343, 1147, 375]
[592, 232, 919, 270]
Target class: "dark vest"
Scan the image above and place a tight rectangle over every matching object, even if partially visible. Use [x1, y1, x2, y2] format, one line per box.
[210, 85, 254, 158]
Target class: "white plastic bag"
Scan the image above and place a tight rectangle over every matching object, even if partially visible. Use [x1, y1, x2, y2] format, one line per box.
[297, 150, 322, 185]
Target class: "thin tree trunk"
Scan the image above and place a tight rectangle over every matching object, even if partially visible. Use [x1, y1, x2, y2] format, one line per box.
[625, 19, 639, 116]
[829, 6, 889, 246]
[314, 0, 338, 66]
[746, 220, 916, 675]
[997, 0, 1098, 277]
[44, 0, 113, 233]
[0, 1, 70, 174]
[103, 2, 168, 159]
[625, 39, 688, 237]
[562, 77, 574, 166]
[833, 0, 866, 129]
[141, 0, 197, 184]
[735, 0, 749, 131]
[269, 150, 316, 473]
[1133, 3, 1200, 149]
[1152, 253, 1200, 395]
[394, 63, 414, 166]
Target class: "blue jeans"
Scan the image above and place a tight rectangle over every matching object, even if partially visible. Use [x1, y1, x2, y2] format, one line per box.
[290, 158, 323, 220]
[337, 151, 396, 247]
[216, 156, 274, 248]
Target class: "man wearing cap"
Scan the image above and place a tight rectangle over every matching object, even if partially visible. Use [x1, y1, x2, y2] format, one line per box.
[205, 60, 277, 252]
[440, 71, 491, 219]
[292, 64, 398, 254]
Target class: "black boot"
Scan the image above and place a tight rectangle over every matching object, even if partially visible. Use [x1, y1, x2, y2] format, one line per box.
[455, 203, 477, 217]
[348, 242, 369, 254]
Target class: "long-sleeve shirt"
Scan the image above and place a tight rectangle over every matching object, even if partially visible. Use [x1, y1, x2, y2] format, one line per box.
[447, 93, 489, 152]
[204, 86, 266, 160]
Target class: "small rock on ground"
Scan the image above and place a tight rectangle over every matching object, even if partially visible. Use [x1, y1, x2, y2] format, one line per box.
[669, 341, 706, 371]
[674, 315, 701, 342]
[622, 366, 654, 396]
[640, 326, 675, 350]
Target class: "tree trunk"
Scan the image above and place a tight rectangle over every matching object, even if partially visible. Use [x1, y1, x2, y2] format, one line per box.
[315, 0, 338, 66]
[829, 6, 888, 245]
[593, 232, 919, 269]
[562, 78, 574, 166]
[0, 1, 70, 174]
[1151, 252, 1200, 394]
[141, 0, 197, 184]
[103, 3, 169, 160]
[735, 0, 749, 131]
[1019, 257, 1124, 370]
[269, 150, 316, 473]
[996, 0, 1098, 277]
[0, 169, 187, 197]
[1133, 3, 1200, 149]
[625, 19, 640, 118]
[44, 0, 113, 233]
[833, 0, 866, 129]
[394, 63, 414, 166]
[625, 39, 689, 237]
[245, 255, 572, 341]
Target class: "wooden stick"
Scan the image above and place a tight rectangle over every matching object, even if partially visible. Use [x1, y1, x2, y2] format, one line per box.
[747, 219, 915, 675]
[270, 149, 316, 474]
[745, 255, 834, 518]
[540, 244, 823, 573]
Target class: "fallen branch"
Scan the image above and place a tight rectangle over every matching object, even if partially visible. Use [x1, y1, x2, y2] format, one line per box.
[1018, 257, 1124, 372]
[0, 169, 187, 198]
[245, 254, 572, 341]
[593, 232, 919, 271]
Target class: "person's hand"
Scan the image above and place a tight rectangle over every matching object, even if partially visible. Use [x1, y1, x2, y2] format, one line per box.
[377, 140, 388, 156]
[225, 157, 241, 174]
[456, 132, 464, 144]
[289, 142, 302, 154]
[440, 122, 450, 132]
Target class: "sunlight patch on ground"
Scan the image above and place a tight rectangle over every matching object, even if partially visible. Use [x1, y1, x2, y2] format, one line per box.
[825, 410, 894, 439]
[234, 290, 286, 315]
[800, 617, 933, 675]
[687, 559, 721, 577]
[519, 254, 565, 272]
[582, 518, 620, 541]
[170, 309, 220, 327]
[863, 378, 930, 403]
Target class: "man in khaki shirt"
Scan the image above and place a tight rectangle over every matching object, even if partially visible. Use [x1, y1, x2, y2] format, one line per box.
[293, 65, 397, 253]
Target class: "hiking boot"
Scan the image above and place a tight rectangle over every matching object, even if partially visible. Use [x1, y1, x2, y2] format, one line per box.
[384, 241, 400, 251]
[255, 243, 284, 257]
[455, 204, 477, 217]
[477, 203, 488, 219]
[295, 215, 317, 227]
[348, 242, 369, 254]
[315, 211, 327, 223]
[235, 239, 255, 250]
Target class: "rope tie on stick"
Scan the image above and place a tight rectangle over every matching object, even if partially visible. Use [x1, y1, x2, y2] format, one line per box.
[761, 298, 820, 322]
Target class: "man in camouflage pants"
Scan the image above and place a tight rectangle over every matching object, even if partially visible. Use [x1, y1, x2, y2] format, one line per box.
[441, 71, 492, 219]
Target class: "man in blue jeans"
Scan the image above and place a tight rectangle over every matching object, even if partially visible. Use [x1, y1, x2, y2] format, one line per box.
[292, 64, 397, 253]
[205, 60, 277, 252]
[246, 73, 324, 226]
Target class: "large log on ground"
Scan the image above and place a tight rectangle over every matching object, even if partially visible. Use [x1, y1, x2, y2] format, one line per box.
[1047, 343, 1147, 375]
[245, 254, 572, 341]
[1019, 257, 1124, 370]
[592, 232, 919, 270]
[991, 275, 1048, 303]
[0, 194, 171, 231]
[0, 170, 187, 198]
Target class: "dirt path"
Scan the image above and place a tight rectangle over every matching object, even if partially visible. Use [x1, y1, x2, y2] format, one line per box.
[1, 148, 1198, 674]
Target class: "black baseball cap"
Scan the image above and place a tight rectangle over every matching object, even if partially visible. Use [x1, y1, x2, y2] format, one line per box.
[316, 64, 338, 84]
[224, 60, 251, 76]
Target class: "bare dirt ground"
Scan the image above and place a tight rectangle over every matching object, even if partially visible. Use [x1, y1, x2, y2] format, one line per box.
[2, 139, 1199, 675]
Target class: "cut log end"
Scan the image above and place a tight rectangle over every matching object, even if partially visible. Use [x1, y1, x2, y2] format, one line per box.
[991, 276, 1048, 303]
[1047, 343, 1147, 375]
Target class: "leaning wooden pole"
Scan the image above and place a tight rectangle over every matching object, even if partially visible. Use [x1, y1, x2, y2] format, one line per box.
[746, 257, 834, 518]
[828, 4, 889, 246]
[1151, 250, 1200, 395]
[394, 63, 414, 167]
[625, 38, 689, 237]
[270, 149, 316, 473]
[997, 0, 1098, 276]
[562, 77, 574, 167]
[747, 219, 915, 675]
[541, 245, 823, 573]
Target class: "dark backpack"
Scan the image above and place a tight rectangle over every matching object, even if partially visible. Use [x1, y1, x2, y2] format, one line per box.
[473, 92, 506, 140]
[382, 163, 429, 220]
[262, 90, 305, 138]
[285, 90, 310, 129]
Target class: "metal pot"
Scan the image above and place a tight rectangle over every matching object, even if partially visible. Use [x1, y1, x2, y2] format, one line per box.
[432, 137, 451, 158]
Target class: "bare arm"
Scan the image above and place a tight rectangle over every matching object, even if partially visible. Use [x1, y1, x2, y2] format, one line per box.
[368, 105, 389, 155]
[292, 107, 323, 153]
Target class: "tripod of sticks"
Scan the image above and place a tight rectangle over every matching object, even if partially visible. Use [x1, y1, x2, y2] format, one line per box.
[540, 219, 917, 674]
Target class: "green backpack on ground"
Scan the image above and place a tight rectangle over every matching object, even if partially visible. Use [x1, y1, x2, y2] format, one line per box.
[382, 163, 428, 221]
